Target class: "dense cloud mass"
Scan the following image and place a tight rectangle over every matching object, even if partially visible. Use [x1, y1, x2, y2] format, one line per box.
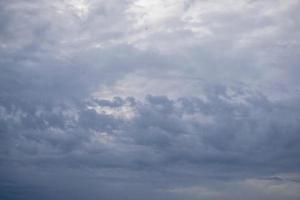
[1, 0, 300, 199]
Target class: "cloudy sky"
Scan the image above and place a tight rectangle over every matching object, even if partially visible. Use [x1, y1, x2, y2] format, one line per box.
[1, 0, 300, 199]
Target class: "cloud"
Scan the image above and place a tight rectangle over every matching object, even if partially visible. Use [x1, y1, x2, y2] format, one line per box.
[1, 0, 300, 199]
[1, 88, 300, 199]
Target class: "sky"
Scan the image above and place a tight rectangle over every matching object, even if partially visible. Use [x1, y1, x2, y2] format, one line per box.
[0, 0, 300, 199]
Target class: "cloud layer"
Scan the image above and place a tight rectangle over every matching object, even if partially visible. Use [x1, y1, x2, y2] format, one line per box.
[1, 0, 300, 199]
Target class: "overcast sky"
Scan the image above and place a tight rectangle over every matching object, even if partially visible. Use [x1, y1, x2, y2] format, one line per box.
[1, 0, 300, 199]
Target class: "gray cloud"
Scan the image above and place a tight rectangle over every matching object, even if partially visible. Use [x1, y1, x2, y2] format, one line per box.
[1, 0, 300, 199]
[1, 88, 300, 199]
